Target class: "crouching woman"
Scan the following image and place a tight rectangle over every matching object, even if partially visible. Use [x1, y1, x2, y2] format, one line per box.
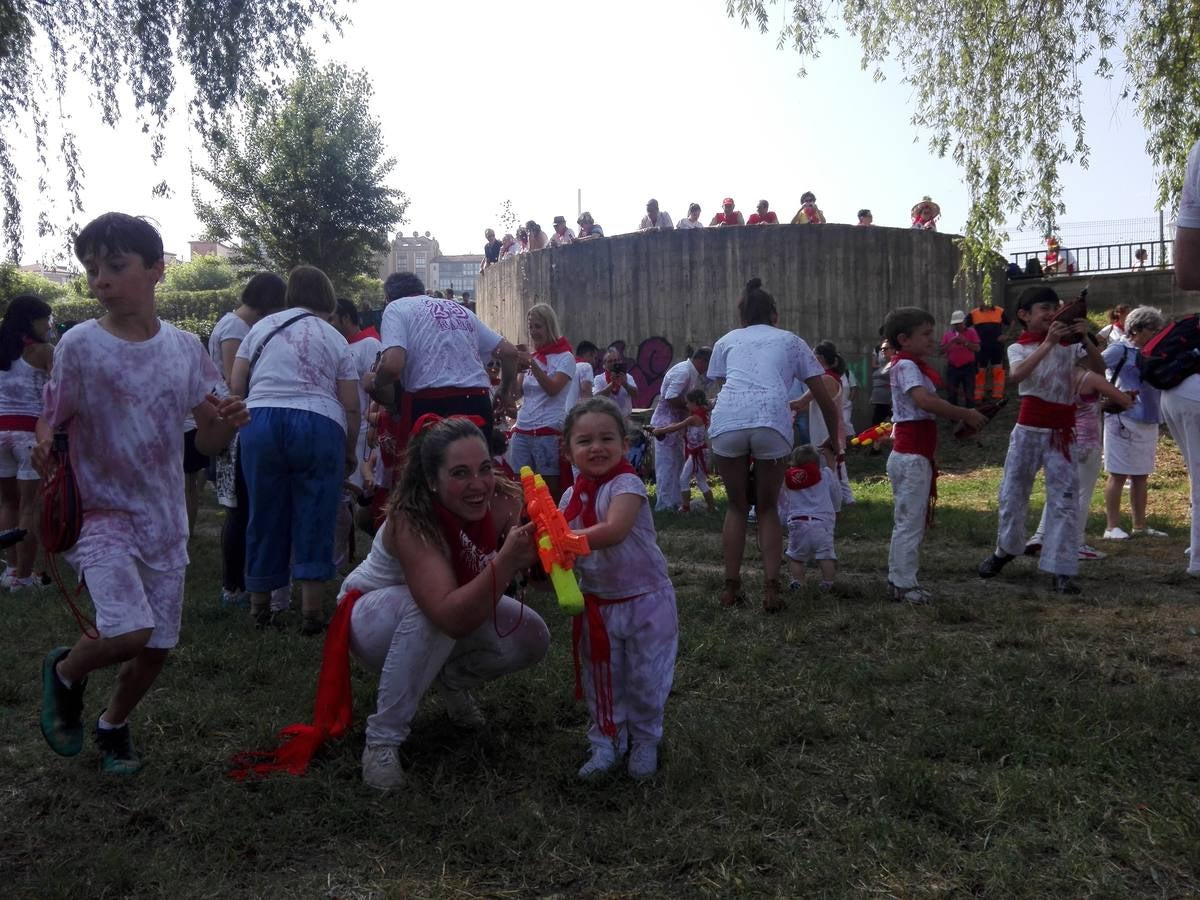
[230, 415, 548, 790]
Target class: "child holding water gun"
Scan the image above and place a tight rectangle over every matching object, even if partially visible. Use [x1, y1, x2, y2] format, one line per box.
[559, 397, 678, 781]
[781, 444, 842, 591]
[651, 388, 716, 513]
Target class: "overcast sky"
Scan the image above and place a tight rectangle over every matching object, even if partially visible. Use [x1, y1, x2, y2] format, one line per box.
[12, 0, 1160, 265]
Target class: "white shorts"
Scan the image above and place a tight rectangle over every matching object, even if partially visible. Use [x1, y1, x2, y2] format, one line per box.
[785, 518, 836, 562]
[0, 429, 37, 480]
[68, 532, 186, 649]
[711, 426, 792, 460]
[1103, 416, 1158, 476]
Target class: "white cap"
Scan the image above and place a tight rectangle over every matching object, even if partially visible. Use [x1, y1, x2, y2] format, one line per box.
[949, 310, 966, 324]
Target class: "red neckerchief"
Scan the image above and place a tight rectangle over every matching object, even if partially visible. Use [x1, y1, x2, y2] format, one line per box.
[532, 337, 573, 365]
[785, 462, 822, 491]
[893, 351, 944, 389]
[688, 404, 710, 429]
[562, 460, 637, 527]
[433, 499, 497, 585]
[1015, 329, 1045, 345]
[349, 326, 381, 344]
[824, 367, 840, 380]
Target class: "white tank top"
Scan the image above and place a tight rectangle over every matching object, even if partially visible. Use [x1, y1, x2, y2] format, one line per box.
[0, 355, 47, 419]
[340, 525, 408, 595]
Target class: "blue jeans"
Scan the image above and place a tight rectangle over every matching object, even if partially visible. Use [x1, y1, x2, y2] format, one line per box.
[241, 407, 345, 591]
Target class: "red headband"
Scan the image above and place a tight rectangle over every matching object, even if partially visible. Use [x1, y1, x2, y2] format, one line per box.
[411, 412, 487, 435]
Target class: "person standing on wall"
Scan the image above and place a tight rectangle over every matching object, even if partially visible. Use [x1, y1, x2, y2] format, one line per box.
[649, 346, 711, 512]
[966, 299, 1010, 403]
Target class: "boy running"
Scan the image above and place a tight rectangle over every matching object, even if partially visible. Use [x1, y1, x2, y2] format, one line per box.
[37, 213, 248, 774]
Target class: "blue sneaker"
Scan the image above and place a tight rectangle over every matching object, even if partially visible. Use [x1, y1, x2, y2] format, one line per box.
[40, 647, 85, 757]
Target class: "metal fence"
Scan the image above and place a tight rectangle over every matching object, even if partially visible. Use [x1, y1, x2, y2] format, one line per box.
[1009, 239, 1174, 275]
[1003, 214, 1173, 258]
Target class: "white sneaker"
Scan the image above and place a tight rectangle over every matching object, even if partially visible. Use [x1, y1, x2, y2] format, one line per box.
[1132, 527, 1168, 537]
[577, 746, 620, 780]
[361, 743, 405, 791]
[627, 742, 659, 781]
[436, 683, 486, 729]
[1102, 527, 1130, 541]
[1078, 544, 1107, 561]
[269, 585, 292, 613]
[747, 506, 757, 523]
[4, 573, 39, 591]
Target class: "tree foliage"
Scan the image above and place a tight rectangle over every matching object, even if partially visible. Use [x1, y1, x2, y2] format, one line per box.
[0, 262, 68, 304]
[163, 254, 240, 293]
[193, 57, 407, 290]
[726, 0, 1200, 270]
[0, 0, 345, 262]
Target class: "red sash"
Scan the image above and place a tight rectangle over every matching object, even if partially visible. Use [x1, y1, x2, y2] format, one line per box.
[0, 414, 36, 432]
[393, 386, 490, 457]
[562, 459, 640, 739]
[1017, 396, 1076, 460]
[892, 419, 939, 527]
[572, 592, 640, 739]
[349, 326, 381, 344]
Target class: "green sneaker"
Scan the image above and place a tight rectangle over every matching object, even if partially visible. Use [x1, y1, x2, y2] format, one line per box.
[40, 647, 85, 756]
[94, 715, 144, 775]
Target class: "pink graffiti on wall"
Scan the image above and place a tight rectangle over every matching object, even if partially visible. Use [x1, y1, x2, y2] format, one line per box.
[605, 336, 674, 408]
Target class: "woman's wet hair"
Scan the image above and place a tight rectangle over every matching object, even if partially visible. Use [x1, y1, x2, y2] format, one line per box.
[563, 397, 627, 447]
[74, 212, 164, 267]
[738, 277, 777, 327]
[0, 294, 52, 370]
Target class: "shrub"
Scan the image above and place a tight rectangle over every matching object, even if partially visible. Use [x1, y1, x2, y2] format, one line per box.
[163, 255, 241, 292]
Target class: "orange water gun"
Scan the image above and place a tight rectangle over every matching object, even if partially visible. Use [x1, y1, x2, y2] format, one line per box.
[520, 466, 590, 614]
[850, 422, 893, 447]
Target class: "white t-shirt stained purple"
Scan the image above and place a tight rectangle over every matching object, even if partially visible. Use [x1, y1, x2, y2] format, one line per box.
[236, 310, 358, 430]
[708, 325, 824, 442]
[380, 295, 503, 391]
[889, 359, 937, 422]
[559, 473, 671, 598]
[42, 319, 220, 569]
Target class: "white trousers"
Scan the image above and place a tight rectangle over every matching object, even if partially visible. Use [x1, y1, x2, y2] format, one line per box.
[578, 585, 678, 752]
[1032, 445, 1102, 547]
[1161, 391, 1200, 574]
[679, 454, 711, 495]
[887, 451, 932, 589]
[348, 586, 550, 745]
[654, 434, 684, 510]
[996, 426, 1079, 575]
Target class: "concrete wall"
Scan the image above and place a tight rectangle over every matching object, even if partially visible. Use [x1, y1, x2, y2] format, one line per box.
[477, 224, 1000, 417]
[1004, 269, 1200, 320]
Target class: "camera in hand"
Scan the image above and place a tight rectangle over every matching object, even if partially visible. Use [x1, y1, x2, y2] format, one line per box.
[609, 361, 627, 374]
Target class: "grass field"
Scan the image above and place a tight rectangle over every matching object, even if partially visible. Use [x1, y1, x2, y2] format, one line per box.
[2, 402, 1199, 898]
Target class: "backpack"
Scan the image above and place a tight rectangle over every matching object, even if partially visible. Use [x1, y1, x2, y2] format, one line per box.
[1137, 314, 1200, 390]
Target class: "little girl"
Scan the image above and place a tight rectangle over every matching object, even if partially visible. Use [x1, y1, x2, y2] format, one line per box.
[781, 444, 841, 591]
[560, 397, 679, 781]
[652, 388, 715, 513]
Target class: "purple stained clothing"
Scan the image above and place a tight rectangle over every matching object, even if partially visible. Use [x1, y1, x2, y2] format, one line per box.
[42, 319, 219, 570]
